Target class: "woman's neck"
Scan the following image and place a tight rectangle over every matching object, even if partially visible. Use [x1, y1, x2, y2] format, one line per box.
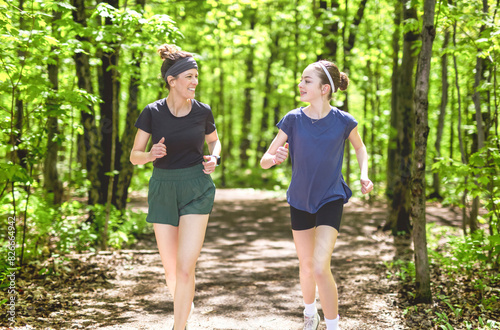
[166, 94, 191, 117]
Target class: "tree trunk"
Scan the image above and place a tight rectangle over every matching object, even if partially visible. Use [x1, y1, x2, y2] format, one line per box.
[239, 10, 256, 164]
[44, 10, 63, 205]
[452, 20, 468, 235]
[386, 0, 402, 201]
[387, 0, 419, 235]
[98, 0, 121, 205]
[411, 0, 435, 304]
[469, 0, 489, 234]
[317, 0, 340, 61]
[114, 0, 146, 211]
[14, 0, 27, 169]
[72, 0, 102, 208]
[343, 0, 368, 187]
[431, 31, 449, 200]
[258, 31, 280, 155]
[218, 41, 226, 187]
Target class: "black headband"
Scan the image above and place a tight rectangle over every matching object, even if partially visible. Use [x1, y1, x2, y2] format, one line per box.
[164, 56, 198, 81]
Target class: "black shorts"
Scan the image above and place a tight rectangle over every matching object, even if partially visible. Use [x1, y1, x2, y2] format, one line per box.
[290, 199, 344, 232]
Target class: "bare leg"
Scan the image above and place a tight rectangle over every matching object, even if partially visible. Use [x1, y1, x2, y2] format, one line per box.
[173, 214, 209, 330]
[292, 228, 317, 304]
[313, 225, 339, 319]
[154, 223, 179, 297]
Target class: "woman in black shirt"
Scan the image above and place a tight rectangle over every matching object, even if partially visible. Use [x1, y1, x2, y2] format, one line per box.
[130, 44, 221, 330]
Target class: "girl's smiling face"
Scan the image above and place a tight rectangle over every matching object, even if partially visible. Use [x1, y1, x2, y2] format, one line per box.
[298, 65, 324, 102]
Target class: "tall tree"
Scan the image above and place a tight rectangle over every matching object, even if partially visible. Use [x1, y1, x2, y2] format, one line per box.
[469, 0, 490, 234]
[317, 0, 340, 61]
[44, 9, 63, 205]
[114, 0, 146, 211]
[386, 0, 402, 203]
[239, 7, 256, 164]
[431, 30, 450, 200]
[343, 0, 369, 186]
[71, 0, 102, 208]
[258, 29, 280, 155]
[14, 0, 27, 169]
[387, 0, 419, 235]
[411, 0, 435, 304]
[98, 0, 121, 205]
[452, 19, 468, 235]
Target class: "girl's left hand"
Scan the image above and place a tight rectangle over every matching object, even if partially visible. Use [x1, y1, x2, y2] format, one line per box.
[360, 178, 373, 194]
[202, 155, 217, 174]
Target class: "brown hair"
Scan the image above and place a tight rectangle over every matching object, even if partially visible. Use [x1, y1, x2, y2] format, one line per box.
[157, 44, 193, 89]
[315, 60, 349, 100]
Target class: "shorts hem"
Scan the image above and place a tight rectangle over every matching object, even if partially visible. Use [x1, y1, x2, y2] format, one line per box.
[146, 218, 179, 226]
[179, 211, 213, 216]
[291, 223, 340, 232]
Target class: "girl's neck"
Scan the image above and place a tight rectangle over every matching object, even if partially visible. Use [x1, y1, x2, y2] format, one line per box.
[305, 99, 332, 119]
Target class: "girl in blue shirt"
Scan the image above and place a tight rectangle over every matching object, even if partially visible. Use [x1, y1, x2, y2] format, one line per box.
[261, 60, 373, 330]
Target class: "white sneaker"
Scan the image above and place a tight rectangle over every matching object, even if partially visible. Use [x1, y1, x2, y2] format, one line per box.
[303, 311, 320, 330]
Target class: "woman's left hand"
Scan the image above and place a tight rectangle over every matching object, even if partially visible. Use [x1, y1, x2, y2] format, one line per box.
[360, 178, 373, 194]
[202, 155, 217, 174]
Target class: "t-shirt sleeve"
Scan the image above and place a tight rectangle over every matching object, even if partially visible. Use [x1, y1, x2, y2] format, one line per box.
[134, 105, 152, 134]
[343, 112, 358, 140]
[205, 108, 216, 134]
[276, 113, 293, 136]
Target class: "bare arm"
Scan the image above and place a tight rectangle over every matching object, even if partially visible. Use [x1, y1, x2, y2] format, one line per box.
[205, 130, 221, 157]
[130, 129, 166, 165]
[348, 126, 373, 194]
[202, 130, 221, 174]
[260, 129, 289, 169]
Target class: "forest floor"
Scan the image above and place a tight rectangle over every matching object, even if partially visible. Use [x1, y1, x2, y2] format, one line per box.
[6, 188, 472, 330]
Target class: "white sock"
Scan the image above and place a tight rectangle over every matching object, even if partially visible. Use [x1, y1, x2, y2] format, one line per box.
[189, 302, 194, 314]
[303, 300, 317, 316]
[325, 315, 339, 330]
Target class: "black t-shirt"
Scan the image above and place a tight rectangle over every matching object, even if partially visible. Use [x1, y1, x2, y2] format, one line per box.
[134, 98, 216, 169]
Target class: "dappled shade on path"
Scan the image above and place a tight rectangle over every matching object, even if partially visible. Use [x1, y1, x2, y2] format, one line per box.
[9, 189, 406, 329]
[93, 189, 405, 329]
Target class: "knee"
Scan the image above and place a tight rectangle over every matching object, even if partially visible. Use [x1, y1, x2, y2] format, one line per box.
[176, 265, 195, 284]
[313, 265, 332, 282]
[164, 270, 176, 284]
[299, 260, 314, 278]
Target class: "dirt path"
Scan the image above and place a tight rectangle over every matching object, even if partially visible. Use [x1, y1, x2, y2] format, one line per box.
[68, 189, 406, 330]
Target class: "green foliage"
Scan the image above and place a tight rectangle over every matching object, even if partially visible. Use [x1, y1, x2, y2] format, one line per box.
[432, 140, 500, 236]
[424, 223, 500, 328]
[0, 187, 150, 280]
[384, 259, 416, 283]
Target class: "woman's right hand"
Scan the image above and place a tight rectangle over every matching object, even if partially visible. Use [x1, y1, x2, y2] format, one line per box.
[274, 143, 289, 165]
[149, 137, 167, 161]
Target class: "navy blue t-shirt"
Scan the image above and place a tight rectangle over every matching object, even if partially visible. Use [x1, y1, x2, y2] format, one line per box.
[134, 98, 216, 169]
[277, 107, 358, 213]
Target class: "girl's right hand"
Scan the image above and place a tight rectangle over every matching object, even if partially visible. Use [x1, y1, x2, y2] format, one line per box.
[149, 137, 167, 161]
[274, 143, 289, 165]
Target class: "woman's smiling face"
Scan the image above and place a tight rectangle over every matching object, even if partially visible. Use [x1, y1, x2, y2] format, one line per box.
[171, 68, 199, 98]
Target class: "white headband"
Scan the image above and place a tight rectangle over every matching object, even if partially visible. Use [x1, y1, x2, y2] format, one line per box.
[318, 62, 335, 93]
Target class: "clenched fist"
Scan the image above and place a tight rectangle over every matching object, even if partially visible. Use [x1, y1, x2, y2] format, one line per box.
[274, 143, 289, 165]
[149, 137, 167, 161]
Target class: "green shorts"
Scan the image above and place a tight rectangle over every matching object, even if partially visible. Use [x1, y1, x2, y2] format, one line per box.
[146, 164, 216, 226]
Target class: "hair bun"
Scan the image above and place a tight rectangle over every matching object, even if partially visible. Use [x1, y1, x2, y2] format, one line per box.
[157, 44, 179, 61]
[338, 72, 349, 91]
